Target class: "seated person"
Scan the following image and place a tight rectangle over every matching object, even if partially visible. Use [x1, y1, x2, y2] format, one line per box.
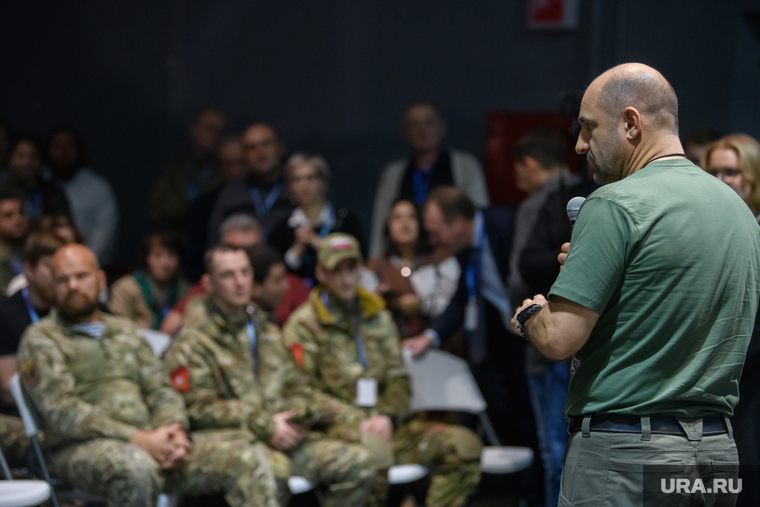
[0, 231, 65, 467]
[2, 135, 70, 220]
[110, 232, 191, 329]
[283, 233, 482, 507]
[161, 214, 309, 335]
[365, 199, 459, 339]
[163, 245, 375, 506]
[16, 244, 280, 507]
[269, 153, 364, 286]
[0, 189, 29, 294]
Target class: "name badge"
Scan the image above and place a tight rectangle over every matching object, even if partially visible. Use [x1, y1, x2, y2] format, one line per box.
[356, 378, 378, 407]
[464, 298, 478, 331]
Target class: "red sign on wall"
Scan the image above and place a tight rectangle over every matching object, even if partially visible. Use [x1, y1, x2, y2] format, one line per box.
[527, 0, 579, 30]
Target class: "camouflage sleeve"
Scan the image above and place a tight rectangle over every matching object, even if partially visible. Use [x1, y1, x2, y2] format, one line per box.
[16, 326, 138, 442]
[134, 331, 188, 429]
[376, 310, 411, 417]
[281, 313, 367, 435]
[163, 330, 276, 441]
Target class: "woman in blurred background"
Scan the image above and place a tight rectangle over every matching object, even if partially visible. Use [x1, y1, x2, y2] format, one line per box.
[365, 198, 459, 339]
[268, 152, 363, 285]
[703, 133, 760, 217]
[109, 232, 191, 330]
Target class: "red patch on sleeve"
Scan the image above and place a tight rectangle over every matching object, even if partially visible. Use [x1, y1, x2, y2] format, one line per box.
[170, 365, 191, 393]
[290, 343, 304, 369]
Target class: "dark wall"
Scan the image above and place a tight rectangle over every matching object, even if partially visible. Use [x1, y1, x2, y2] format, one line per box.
[1, 1, 757, 265]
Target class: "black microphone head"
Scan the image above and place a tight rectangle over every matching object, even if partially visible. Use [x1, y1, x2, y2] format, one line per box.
[567, 197, 586, 226]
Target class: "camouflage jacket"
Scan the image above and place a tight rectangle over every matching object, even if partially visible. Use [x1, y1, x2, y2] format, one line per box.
[163, 297, 366, 443]
[282, 286, 411, 424]
[16, 311, 187, 450]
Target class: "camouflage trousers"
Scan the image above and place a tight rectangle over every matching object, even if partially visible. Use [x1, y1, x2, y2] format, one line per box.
[288, 436, 376, 507]
[51, 429, 280, 507]
[0, 413, 31, 468]
[380, 419, 483, 507]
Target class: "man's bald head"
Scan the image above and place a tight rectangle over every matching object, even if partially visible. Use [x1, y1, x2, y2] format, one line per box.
[594, 63, 679, 134]
[51, 244, 105, 322]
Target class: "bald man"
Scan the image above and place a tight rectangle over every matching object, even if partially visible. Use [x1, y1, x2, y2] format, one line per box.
[511, 64, 760, 505]
[208, 123, 294, 245]
[16, 244, 279, 507]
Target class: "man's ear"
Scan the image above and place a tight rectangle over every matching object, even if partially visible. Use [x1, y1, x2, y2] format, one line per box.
[623, 107, 641, 139]
[523, 155, 541, 173]
[201, 274, 212, 294]
[97, 270, 107, 292]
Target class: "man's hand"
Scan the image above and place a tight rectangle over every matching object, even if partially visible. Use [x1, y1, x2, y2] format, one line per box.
[558, 242, 570, 268]
[130, 422, 193, 469]
[510, 295, 548, 336]
[269, 409, 308, 451]
[360, 415, 393, 444]
[401, 334, 432, 357]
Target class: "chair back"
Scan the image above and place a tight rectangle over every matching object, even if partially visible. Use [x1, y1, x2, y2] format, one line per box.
[9, 374, 41, 439]
[402, 349, 487, 414]
[139, 329, 172, 357]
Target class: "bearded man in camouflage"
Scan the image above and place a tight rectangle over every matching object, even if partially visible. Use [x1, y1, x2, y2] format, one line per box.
[16, 244, 279, 507]
[163, 244, 376, 506]
[283, 233, 483, 507]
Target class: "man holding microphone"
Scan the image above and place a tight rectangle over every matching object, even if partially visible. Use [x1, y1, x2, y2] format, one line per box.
[512, 63, 760, 505]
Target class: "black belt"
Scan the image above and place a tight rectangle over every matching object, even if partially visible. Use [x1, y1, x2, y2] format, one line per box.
[569, 413, 728, 436]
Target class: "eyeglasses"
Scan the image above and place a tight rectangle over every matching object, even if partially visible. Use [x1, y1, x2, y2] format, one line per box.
[707, 168, 743, 178]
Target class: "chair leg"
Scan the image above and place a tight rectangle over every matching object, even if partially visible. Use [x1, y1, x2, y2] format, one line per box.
[478, 411, 501, 446]
[31, 435, 59, 507]
[0, 446, 12, 480]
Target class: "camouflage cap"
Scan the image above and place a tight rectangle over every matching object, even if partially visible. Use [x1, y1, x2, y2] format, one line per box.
[318, 233, 362, 269]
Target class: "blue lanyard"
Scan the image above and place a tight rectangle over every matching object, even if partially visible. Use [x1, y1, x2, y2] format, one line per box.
[21, 288, 40, 323]
[412, 168, 433, 205]
[246, 319, 259, 369]
[318, 204, 335, 238]
[465, 219, 486, 300]
[250, 183, 283, 217]
[28, 188, 43, 219]
[321, 291, 367, 369]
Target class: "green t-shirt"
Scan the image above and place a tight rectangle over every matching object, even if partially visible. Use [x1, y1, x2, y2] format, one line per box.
[549, 159, 760, 419]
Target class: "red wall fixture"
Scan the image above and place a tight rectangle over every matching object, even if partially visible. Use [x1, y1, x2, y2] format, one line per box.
[484, 111, 581, 206]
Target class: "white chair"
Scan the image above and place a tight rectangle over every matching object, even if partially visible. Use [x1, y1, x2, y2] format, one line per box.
[139, 328, 173, 357]
[0, 445, 52, 507]
[401, 349, 534, 475]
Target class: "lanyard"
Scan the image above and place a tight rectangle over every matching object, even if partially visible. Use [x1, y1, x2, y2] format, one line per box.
[465, 218, 486, 300]
[318, 204, 335, 238]
[321, 291, 367, 369]
[188, 162, 213, 202]
[412, 168, 433, 205]
[28, 188, 43, 219]
[246, 319, 259, 371]
[250, 183, 283, 217]
[21, 288, 39, 323]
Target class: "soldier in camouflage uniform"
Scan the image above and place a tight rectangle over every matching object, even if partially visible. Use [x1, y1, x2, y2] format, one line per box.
[163, 244, 376, 507]
[15, 244, 278, 507]
[282, 233, 483, 507]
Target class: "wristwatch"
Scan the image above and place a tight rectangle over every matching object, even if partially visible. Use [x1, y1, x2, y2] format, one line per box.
[516, 303, 543, 337]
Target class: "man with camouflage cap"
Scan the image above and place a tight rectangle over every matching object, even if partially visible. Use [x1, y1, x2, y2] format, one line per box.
[283, 233, 483, 507]
[163, 244, 376, 507]
[16, 244, 279, 507]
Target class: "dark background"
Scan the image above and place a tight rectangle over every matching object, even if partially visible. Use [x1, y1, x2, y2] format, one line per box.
[1, 0, 758, 266]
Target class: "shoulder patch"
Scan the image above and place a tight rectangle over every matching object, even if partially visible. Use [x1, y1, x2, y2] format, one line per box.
[170, 365, 191, 393]
[19, 356, 38, 387]
[290, 343, 304, 369]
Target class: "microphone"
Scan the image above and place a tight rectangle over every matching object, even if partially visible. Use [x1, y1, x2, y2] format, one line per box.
[566, 197, 586, 227]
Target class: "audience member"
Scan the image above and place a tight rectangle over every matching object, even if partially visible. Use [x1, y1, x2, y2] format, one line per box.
[506, 127, 580, 507]
[683, 127, 722, 166]
[161, 214, 309, 335]
[248, 244, 291, 316]
[365, 199, 459, 339]
[109, 232, 191, 330]
[369, 101, 489, 257]
[163, 245, 376, 506]
[46, 125, 119, 265]
[3, 135, 70, 220]
[703, 133, 760, 215]
[402, 188, 536, 450]
[0, 189, 29, 294]
[149, 108, 227, 233]
[208, 123, 294, 244]
[16, 244, 280, 506]
[0, 231, 65, 466]
[702, 133, 760, 507]
[185, 135, 247, 281]
[269, 153, 364, 285]
[283, 233, 482, 507]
